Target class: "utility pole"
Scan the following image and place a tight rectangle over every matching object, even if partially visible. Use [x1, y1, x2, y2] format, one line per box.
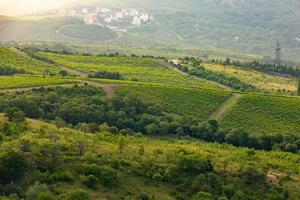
[275, 41, 281, 64]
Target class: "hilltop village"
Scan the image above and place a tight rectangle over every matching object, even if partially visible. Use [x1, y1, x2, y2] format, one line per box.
[58, 6, 154, 32]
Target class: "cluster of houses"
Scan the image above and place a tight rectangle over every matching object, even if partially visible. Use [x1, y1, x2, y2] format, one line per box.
[58, 6, 154, 32]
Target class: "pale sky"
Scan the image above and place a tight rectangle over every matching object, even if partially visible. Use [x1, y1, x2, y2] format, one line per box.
[0, 0, 80, 16]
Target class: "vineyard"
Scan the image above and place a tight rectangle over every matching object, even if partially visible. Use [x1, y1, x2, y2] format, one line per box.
[0, 75, 77, 89]
[0, 47, 61, 75]
[221, 94, 300, 135]
[117, 84, 231, 120]
[37, 52, 220, 88]
[203, 63, 298, 93]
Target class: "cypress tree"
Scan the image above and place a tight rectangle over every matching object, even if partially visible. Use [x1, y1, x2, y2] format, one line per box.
[298, 79, 300, 96]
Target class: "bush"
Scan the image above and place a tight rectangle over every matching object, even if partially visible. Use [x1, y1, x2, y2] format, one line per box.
[36, 192, 56, 200]
[0, 183, 22, 196]
[176, 156, 213, 175]
[0, 66, 25, 76]
[81, 175, 98, 189]
[99, 167, 118, 187]
[138, 192, 151, 200]
[0, 151, 27, 184]
[88, 71, 124, 80]
[192, 192, 214, 200]
[26, 183, 49, 200]
[61, 189, 89, 200]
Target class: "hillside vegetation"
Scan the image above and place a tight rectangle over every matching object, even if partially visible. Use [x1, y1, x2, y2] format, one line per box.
[221, 94, 300, 135]
[0, 92, 299, 199]
[37, 52, 220, 88]
[117, 84, 231, 120]
[0, 47, 300, 199]
[203, 63, 297, 93]
[0, 47, 60, 75]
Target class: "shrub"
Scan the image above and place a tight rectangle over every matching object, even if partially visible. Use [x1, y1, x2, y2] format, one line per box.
[81, 175, 98, 189]
[26, 183, 49, 200]
[138, 192, 151, 200]
[0, 151, 28, 184]
[99, 167, 118, 187]
[61, 189, 89, 200]
[192, 192, 214, 200]
[52, 171, 75, 183]
[88, 71, 124, 80]
[0, 183, 22, 196]
[36, 192, 56, 200]
[176, 156, 213, 175]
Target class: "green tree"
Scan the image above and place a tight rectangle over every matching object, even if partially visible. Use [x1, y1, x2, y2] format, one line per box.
[4, 108, 25, 123]
[118, 137, 127, 154]
[298, 79, 300, 96]
[26, 183, 49, 200]
[0, 151, 27, 184]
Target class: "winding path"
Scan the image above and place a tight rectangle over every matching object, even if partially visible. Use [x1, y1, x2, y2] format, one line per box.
[207, 93, 242, 120]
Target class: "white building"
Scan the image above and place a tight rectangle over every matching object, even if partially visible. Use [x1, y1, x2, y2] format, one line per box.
[128, 9, 139, 16]
[82, 8, 89, 14]
[140, 13, 149, 22]
[132, 16, 141, 25]
[295, 37, 300, 42]
[101, 8, 111, 13]
[104, 17, 113, 23]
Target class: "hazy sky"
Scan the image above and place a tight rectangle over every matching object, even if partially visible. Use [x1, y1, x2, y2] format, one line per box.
[0, 0, 80, 16]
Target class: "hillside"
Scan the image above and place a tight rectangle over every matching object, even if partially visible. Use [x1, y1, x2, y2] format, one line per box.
[0, 46, 300, 199]
[0, 114, 299, 199]
[1, 0, 300, 61]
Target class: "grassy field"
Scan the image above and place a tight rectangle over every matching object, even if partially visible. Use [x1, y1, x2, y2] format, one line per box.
[0, 75, 77, 89]
[203, 63, 298, 93]
[2, 117, 299, 199]
[37, 52, 221, 89]
[0, 47, 61, 75]
[117, 84, 231, 120]
[221, 94, 300, 135]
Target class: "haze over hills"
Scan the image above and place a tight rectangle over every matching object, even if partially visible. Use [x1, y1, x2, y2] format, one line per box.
[1, 0, 300, 61]
[1, 1, 300, 199]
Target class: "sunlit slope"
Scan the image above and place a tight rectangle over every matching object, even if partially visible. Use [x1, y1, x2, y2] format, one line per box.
[0, 47, 60, 75]
[0, 75, 77, 89]
[203, 63, 298, 93]
[221, 94, 300, 135]
[3, 116, 300, 199]
[38, 52, 221, 88]
[117, 84, 231, 120]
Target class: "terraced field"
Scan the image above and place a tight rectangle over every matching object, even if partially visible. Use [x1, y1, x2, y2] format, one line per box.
[221, 94, 300, 135]
[203, 63, 298, 93]
[37, 52, 221, 88]
[0, 75, 77, 89]
[117, 84, 231, 120]
[0, 47, 61, 75]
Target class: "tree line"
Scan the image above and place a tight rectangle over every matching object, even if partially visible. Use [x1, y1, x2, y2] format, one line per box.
[211, 58, 300, 77]
[0, 85, 299, 154]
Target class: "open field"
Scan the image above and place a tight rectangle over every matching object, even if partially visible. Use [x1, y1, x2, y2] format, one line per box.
[0, 47, 61, 75]
[0, 75, 77, 89]
[221, 94, 300, 135]
[116, 84, 231, 120]
[203, 63, 298, 93]
[37, 52, 221, 89]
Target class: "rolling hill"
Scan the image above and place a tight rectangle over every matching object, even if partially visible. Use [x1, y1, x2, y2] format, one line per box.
[1, 0, 300, 61]
[0, 44, 299, 199]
